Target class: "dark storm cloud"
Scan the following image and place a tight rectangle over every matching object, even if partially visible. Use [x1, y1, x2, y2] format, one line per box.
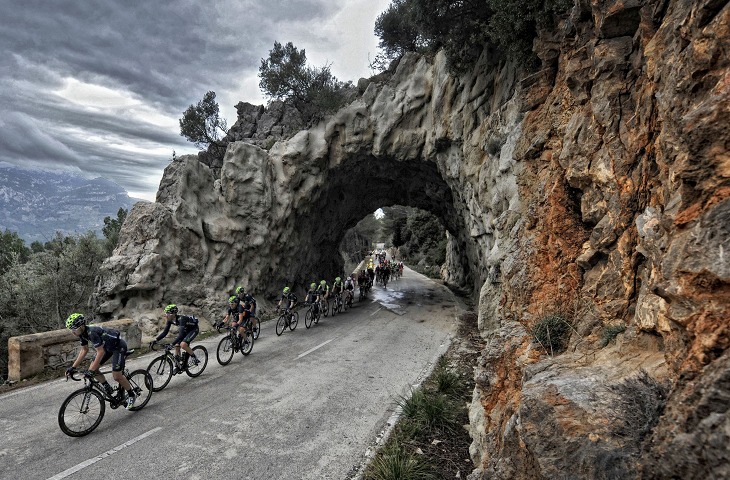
[0, 0, 387, 199]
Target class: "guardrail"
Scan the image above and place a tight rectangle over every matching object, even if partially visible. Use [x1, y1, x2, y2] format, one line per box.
[6, 319, 141, 382]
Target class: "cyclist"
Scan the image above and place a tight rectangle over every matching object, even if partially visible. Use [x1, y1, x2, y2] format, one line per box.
[150, 304, 200, 373]
[221, 295, 249, 339]
[65, 313, 137, 410]
[305, 282, 320, 316]
[331, 277, 344, 310]
[235, 286, 259, 333]
[277, 287, 298, 323]
[344, 275, 355, 305]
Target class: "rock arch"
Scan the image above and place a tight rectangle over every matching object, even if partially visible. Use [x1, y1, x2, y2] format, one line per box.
[95, 52, 518, 325]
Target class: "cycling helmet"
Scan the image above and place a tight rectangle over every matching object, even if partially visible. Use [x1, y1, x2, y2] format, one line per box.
[164, 304, 178, 314]
[310, 282, 316, 289]
[65, 313, 85, 329]
[228, 295, 237, 304]
[283, 286, 290, 294]
[235, 286, 245, 294]
[320, 280, 326, 285]
[335, 277, 341, 283]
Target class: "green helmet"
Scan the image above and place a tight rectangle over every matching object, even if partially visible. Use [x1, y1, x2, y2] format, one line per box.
[283, 286, 290, 294]
[65, 313, 85, 329]
[310, 282, 316, 289]
[335, 277, 341, 283]
[320, 280, 326, 285]
[164, 304, 178, 314]
[228, 295, 237, 304]
[235, 286, 244, 294]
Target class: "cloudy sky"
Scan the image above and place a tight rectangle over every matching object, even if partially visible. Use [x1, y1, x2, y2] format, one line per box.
[0, 0, 391, 201]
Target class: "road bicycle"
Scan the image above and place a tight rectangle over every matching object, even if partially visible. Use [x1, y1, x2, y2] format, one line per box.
[58, 356, 153, 437]
[275, 306, 299, 336]
[146, 342, 208, 392]
[319, 296, 330, 317]
[304, 302, 321, 329]
[344, 289, 354, 310]
[331, 292, 344, 316]
[216, 323, 254, 365]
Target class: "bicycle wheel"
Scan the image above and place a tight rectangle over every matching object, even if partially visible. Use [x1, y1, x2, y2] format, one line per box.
[241, 332, 254, 356]
[289, 311, 299, 331]
[58, 388, 105, 437]
[344, 297, 350, 311]
[217, 336, 234, 365]
[127, 369, 153, 411]
[276, 314, 287, 336]
[322, 300, 329, 317]
[186, 345, 208, 377]
[331, 300, 337, 317]
[252, 317, 260, 340]
[305, 309, 313, 328]
[147, 356, 173, 392]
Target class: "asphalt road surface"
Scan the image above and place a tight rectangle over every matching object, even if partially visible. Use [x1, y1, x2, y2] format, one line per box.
[0, 266, 463, 480]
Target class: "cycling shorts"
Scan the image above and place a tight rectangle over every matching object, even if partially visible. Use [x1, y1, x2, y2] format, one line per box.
[174, 326, 199, 346]
[99, 339, 128, 372]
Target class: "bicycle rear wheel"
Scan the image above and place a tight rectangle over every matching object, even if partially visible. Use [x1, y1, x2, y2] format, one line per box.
[217, 335, 235, 365]
[147, 356, 173, 392]
[289, 311, 298, 331]
[127, 369, 153, 411]
[252, 317, 260, 340]
[186, 345, 208, 377]
[305, 310, 313, 328]
[241, 332, 254, 355]
[276, 314, 287, 336]
[58, 388, 105, 437]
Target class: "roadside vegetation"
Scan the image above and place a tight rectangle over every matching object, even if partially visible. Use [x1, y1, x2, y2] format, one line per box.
[0, 209, 127, 382]
[363, 311, 481, 479]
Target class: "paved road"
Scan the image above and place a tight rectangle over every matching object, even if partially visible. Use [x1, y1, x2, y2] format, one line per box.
[0, 267, 462, 480]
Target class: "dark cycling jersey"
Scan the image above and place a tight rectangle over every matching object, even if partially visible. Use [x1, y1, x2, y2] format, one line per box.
[227, 304, 245, 322]
[317, 284, 329, 296]
[305, 289, 319, 304]
[78, 325, 127, 372]
[281, 292, 298, 303]
[345, 279, 355, 290]
[237, 293, 257, 313]
[332, 282, 343, 294]
[155, 314, 199, 344]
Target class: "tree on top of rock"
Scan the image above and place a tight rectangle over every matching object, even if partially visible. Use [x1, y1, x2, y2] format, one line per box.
[258, 41, 353, 124]
[179, 91, 228, 154]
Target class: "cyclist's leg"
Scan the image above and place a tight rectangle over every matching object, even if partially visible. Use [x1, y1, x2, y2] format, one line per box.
[110, 345, 132, 391]
[181, 328, 198, 356]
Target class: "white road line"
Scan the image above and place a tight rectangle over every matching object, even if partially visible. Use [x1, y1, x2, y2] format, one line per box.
[297, 339, 335, 359]
[370, 307, 382, 317]
[46, 427, 163, 480]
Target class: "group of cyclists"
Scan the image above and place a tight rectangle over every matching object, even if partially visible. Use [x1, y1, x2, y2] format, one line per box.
[63, 257, 403, 411]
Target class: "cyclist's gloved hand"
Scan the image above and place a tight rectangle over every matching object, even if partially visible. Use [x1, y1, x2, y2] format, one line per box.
[149, 340, 157, 348]
[65, 366, 76, 376]
[83, 370, 95, 379]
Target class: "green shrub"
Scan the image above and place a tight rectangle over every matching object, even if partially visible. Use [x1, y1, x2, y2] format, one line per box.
[532, 314, 572, 355]
[364, 441, 436, 480]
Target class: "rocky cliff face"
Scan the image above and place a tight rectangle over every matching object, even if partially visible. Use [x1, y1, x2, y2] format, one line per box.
[95, 0, 729, 477]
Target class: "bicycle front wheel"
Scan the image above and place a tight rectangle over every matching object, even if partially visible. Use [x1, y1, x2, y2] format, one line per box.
[289, 311, 299, 331]
[186, 345, 208, 377]
[276, 314, 287, 336]
[305, 310, 313, 328]
[58, 388, 105, 437]
[217, 336, 234, 365]
[127, 369, 153, 411]
[147, 356, 173, 392]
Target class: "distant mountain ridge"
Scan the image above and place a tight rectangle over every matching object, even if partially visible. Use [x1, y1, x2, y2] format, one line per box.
[0, 163, 146, 243]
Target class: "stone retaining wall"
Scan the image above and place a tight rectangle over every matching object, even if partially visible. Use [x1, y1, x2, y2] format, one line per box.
[7, 319, 141, 381]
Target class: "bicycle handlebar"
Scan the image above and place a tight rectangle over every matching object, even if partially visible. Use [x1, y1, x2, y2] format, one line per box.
[149, 342, 175, 352]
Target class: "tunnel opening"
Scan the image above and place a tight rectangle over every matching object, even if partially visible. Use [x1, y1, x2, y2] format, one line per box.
[280, 154, 473, 298]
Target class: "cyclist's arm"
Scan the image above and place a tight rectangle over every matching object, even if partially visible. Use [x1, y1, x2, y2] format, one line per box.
[70, 345, 89, 369]
[155, 320, 173, 342]
[89, 345, 105, 371]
